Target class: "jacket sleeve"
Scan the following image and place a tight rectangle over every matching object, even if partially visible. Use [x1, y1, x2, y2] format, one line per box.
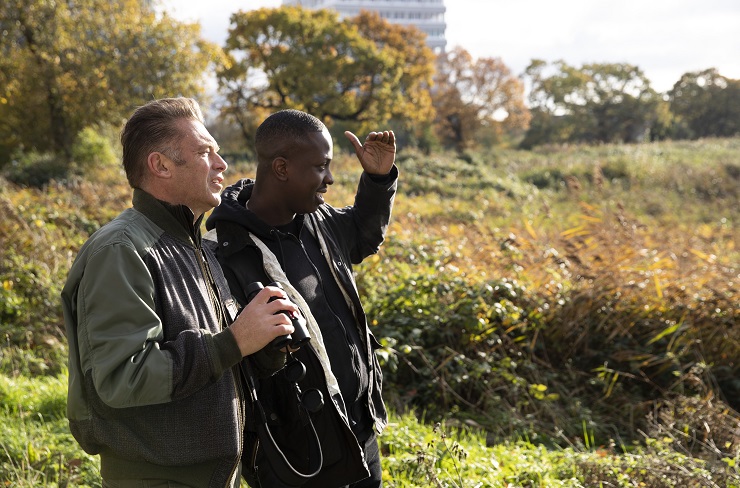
[340, 165, 399, 264]
[75, 240, 241, 408]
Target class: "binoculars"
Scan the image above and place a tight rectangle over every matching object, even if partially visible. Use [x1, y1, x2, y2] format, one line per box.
[245, 281, 311, 351]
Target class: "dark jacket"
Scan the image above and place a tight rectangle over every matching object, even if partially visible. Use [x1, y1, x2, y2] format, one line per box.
[204, 168, 397, 487]
[61, 189, 245, 487]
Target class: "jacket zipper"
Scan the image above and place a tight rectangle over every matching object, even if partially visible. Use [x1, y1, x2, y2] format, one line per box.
[195, 245, 245, 484]
[306, 224, 379, 430]
[292, 231, 371, 431]
[227, 372, 245, 485]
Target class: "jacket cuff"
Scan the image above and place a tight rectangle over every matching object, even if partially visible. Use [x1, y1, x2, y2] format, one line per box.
[365, 164, 398, 185]
[248, 348, 287, 378]
[207, 329, 243, 377]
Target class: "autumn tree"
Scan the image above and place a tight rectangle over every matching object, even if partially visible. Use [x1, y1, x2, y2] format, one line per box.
[668, 68, 740, 139]
[520, 60, 664, 148]
[218, 6, 435, 143]
[0, 0, 221, 164]
[432, 47, 530, 152]
[349, 10, 435, 145]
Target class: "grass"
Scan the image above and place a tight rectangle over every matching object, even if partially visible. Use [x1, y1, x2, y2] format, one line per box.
[5, 372, 735, 486]
[0, 373, 100, 486]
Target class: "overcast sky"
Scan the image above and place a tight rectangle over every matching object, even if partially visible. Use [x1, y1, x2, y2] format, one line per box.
[162, 0, 740, 93]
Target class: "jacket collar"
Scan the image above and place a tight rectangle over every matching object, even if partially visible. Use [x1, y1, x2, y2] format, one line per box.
[206, 180, 264, 232]
[132, 188, 202, 246]
[207, 179, 310, 257]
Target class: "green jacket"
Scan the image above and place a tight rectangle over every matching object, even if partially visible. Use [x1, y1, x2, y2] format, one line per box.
[61, 189, 245, 487]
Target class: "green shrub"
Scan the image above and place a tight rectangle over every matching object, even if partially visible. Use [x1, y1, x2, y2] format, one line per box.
[0, 276, 24, 322]
[600, 157, 631, 181]
[2, 151, 70, 188]
[1, 126, 119, 189]
[359, 237, 589, 441]
[71, 125, 118, 172]
[0, 175, 128, 372]
[522, 167, 565, 189]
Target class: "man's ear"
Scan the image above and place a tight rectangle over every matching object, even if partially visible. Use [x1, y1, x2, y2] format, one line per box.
[272, 156, 289, 181]
[146, 152, 173, 180]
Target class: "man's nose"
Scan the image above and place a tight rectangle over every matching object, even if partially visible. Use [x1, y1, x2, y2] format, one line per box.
[213, 153, 227, 172]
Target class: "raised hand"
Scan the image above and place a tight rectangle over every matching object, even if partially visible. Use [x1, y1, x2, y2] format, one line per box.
[344, 130, 396, 176]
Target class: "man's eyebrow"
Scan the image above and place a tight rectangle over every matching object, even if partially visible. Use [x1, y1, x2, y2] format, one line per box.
[197, 139, 220, 152]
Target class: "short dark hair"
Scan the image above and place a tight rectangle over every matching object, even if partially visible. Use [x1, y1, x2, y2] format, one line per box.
[120, 97, 204, 188]
[255, 109, 326, 166]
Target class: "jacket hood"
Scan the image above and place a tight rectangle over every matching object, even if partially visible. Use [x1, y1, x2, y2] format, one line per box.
[206, 178, 274, 240]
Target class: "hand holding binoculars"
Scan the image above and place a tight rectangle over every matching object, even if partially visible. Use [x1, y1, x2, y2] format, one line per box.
[245, 281, 311, 351]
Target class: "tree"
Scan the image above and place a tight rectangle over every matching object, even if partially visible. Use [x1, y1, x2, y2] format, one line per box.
[432, 47, 530, 151]
[218, 6, 435, 143]
[520, 60, 663, 148]
[350, 10, 435, 146]
[668, 69, 740, 139]
[0, 0, 222, 164]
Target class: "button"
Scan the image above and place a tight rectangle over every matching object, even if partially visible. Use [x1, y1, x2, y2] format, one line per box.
[223, 242, 229, 247]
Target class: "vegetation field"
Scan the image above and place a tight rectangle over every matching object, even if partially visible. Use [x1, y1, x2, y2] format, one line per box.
[1, 137, 738, 486]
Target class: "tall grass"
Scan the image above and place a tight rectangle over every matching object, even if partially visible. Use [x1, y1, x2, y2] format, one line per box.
[0, 372, 100, 486]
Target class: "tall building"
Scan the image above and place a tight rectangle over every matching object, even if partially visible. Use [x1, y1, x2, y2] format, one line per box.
[282, 0, 447, 52]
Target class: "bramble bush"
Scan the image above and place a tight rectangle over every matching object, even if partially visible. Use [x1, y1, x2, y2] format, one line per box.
[360, 249, 565, 439]
[0, 171, 129, 376]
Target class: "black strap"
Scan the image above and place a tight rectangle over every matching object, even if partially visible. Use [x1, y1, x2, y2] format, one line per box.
[240, 359, 323, 485]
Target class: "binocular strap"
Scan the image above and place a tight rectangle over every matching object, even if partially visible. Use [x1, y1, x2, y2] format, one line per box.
[240, 360, 324, 485]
